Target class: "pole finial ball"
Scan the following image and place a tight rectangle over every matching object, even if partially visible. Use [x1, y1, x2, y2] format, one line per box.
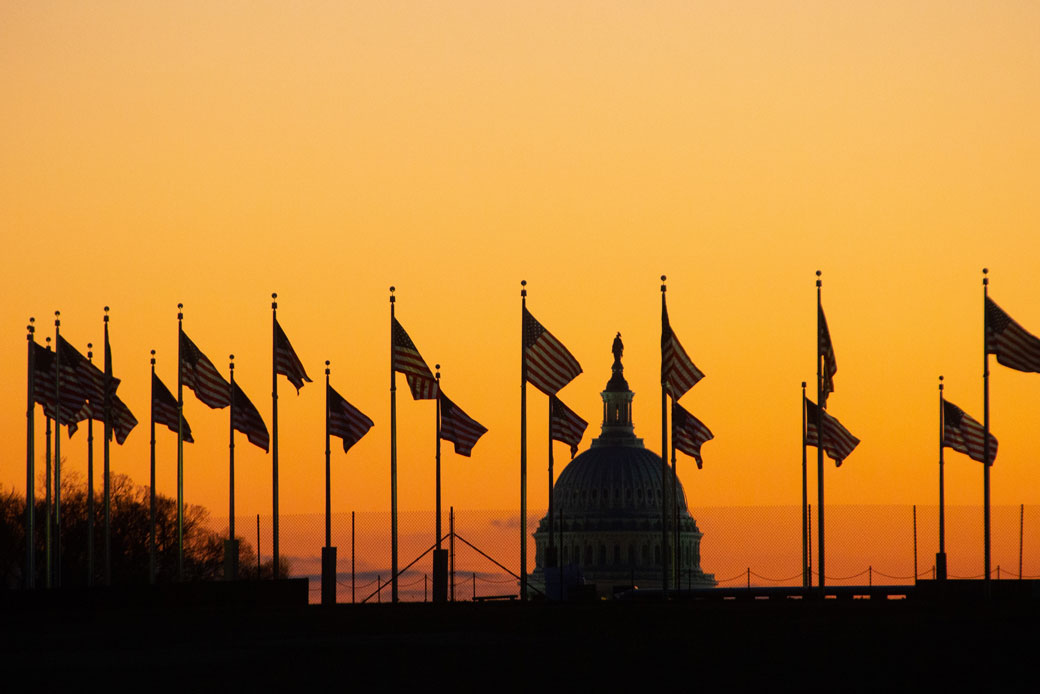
[325, 360, 330, 366]
[436, 363, 441, 370]
[390, 286, 395, 293]
[661, 275, 667, 282]
[816, 270, 821, 277]
[104, 305, 109, 313]
[55, 310, 60, 317]
[230, 354, 234, 361]
[178, 303, 183, 309]
[29, 317, 34, 324]
[151, 349, 156, 356]
[88, 342, 93, 349]
[521, 280, 526, 287]
[272, 292, 277, 300]
[983, 268, 988, 275]
[939, 374, 944, 381]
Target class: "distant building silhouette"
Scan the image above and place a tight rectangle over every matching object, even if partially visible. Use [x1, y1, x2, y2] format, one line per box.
[531, 335, 715, 598]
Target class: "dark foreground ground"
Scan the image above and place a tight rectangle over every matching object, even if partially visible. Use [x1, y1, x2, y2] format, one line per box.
[2, 592, 1037, 689]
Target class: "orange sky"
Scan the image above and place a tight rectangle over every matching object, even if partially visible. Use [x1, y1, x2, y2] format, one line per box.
[2, 2, 1040, 529]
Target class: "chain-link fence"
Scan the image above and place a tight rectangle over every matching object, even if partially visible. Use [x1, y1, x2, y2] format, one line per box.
[207, 504, 1039, 602]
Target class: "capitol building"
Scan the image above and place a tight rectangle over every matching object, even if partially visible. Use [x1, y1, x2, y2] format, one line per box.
[530, 336, 715, 598]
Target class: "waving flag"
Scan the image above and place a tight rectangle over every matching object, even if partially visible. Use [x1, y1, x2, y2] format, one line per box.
[439, 392, 487, 457]
[152, 371, 193, 443]
[392, 318, 437, 400]
[943, 399, 997, 465]
[804, 398, 859, 466]
[179, 329, 230, 409]
[550, 395, 587, 458]
[275, 318, 312, 392]
[818, 305, 837, 405]
[986, 297, 1040, 373]
[109, 395, 138, 445]
[661, 301, 704, 399]
[328, 384, 374, 453]
[672, 401, 714, 469]
[523, 307, 582, 396]
[232, 381, 270, 452]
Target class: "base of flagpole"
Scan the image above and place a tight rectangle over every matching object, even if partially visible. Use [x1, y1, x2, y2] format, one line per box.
[432, 549, 448, 603]
[321, 546, 337, 605]
[935, 552, 947, 581]
[223, 539, 239, 581]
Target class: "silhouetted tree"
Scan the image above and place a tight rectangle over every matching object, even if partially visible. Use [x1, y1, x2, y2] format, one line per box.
[0, 471, 265, 587]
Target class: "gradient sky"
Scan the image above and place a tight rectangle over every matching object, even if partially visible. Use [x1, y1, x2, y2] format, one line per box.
[2, 2, 1039, 528]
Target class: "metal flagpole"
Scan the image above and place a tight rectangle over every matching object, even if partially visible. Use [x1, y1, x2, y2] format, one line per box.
[103, 308, 112, 585]
[937, 375, 947, 580]
[982, 268, 991, 591]
[433, 364, 447, 602]
[149, 351, 157, 584]
[227, 355, 237, 580]
[271, 293, 280, 579]
[177, 304, 185, 581]
[44, 337, 51, 589]
[660, 277, 670, 594]
[547, 399, 555, 573]
[87, 343, 96, 587]
[801, 381, 809, 588]
[816, 271, 825, 594]
[389, 287, 399, 603]
[53, 311, 62, 588]
[520, 280, 528, 601]
[25, 318, 36, 590]
[671, 404, 679, 589]
[321, 360, 336, 605]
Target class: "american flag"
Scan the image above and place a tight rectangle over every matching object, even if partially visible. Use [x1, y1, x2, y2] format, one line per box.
[275, 318, 312, 393]
[35, 339, 90, 427]
[328, 384, 373, 453]
[108, 394, 138, 445]
[804, 397, 859, 467]
[523, 307, 582, 396]
[152, 371, 193, 443]
[438, 391, 487, 457]
[392, 317, 437, 400]
[672, 401, 714, 470]
[661, 301, 704, 400]
[818, 305, 836, 405]
[232, 381, 270, 452]
[986, 297, 1040, 373]
[943, 399, 996, 465]
[179, 329, 231, 409]
[550, 395, 587, 458]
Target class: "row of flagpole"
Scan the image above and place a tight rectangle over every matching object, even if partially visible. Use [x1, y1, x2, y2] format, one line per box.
[23, 270, 1037, 596]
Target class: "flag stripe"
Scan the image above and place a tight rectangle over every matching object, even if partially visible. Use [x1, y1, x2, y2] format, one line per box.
[819, 305, 837, 404]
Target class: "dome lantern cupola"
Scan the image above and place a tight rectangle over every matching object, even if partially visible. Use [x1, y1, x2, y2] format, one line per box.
[592, 333, 642, 448]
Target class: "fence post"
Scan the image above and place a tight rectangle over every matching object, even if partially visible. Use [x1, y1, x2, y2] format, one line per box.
[746, 567, 750, 590]
[377, 575, 381, 603]
[424, 573, 428, 602]
[472, 572, 476, 601]
[868, 565, 872, 587]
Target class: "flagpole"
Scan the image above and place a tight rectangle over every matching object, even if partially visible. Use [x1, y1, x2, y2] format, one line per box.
[271, 294, 282, 579]
[150, 351, 157, 585]
[389, 286, 399, 603]
[937, 375, 947, 581]
[801, 381, 808, 589]
[434, 364, 448, 603]
[436, 366, 442, 551]
[228, 355, 237, 581]
[87, 343, 96, 587]
[671, 402, 679, 589]
[103, 307, 112, 586]
[44, 337, 51, 589]
[816, 271, 825, 594]
[322, 360, 335, 606]
[325, 362, 331, 550]
[547, 398, 555, 572]
[660, 276, 670, 594]
[25, 317, 36, 590]
[982, 268, 991, 590]
[177, 303, 185, 581]
[53, 311, 62, 588]
[520, 280, 528, 602]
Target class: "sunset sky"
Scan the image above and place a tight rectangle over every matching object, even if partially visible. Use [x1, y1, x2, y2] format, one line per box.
[2, 1, 1039, 538]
